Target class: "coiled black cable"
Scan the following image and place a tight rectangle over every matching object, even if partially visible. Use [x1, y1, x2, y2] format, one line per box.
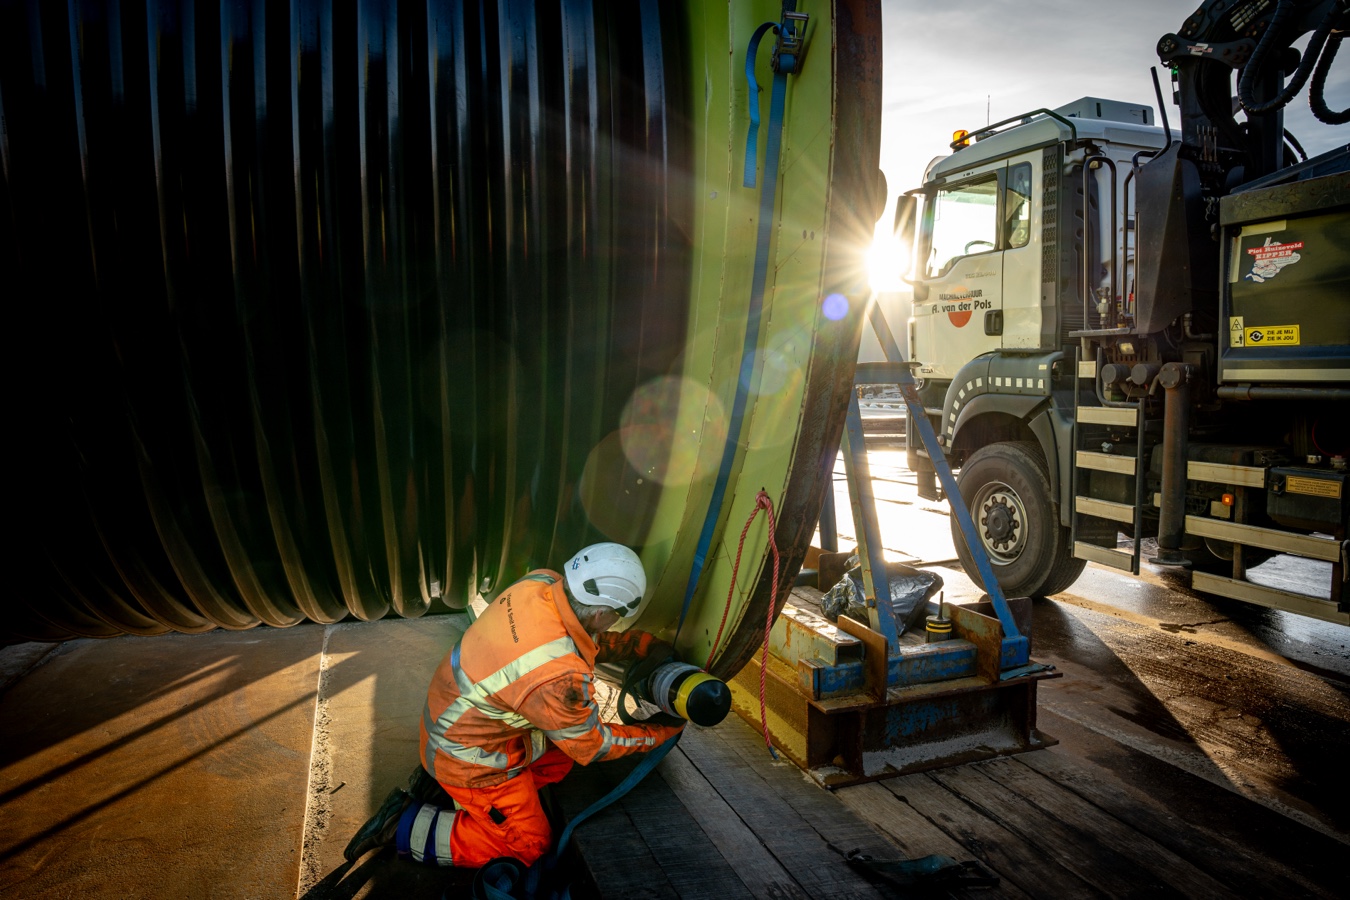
[1309, 32, 1348, 124]
[0, 0, 690, 639]
[1238, 0, 1337, 115]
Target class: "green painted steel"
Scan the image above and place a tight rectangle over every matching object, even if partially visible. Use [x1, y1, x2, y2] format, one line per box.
[2, 0, 881, 676]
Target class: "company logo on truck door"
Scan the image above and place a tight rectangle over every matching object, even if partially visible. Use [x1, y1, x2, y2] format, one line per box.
[936, 289, 989, 327]
[1244, 237, 1303, 282]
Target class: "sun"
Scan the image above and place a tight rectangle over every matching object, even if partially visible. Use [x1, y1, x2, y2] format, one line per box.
[866, 219, 907, 293]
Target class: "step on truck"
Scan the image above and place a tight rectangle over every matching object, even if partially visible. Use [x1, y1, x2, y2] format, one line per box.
[895, 0, 1348, 624]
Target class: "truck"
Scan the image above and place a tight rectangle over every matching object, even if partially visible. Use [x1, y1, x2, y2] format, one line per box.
[897, 0, 1348, 624]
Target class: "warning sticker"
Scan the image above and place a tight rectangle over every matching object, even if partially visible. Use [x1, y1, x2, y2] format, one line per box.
[1285, 476, 1342, 500]
[1244, 237, 1303, 283]
[1243, 324, 1300, 346]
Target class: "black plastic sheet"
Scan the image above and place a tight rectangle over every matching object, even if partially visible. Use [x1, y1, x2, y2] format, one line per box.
[821, 561, 944, 636]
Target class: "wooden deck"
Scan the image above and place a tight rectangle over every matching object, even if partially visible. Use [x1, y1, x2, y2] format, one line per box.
[556, 708, 1344, 899]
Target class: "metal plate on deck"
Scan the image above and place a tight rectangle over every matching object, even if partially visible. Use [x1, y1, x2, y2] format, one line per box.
[771, 603, 861, 669]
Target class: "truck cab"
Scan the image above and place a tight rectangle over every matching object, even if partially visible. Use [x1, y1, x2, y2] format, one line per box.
[904, 98, 1165, 597]
[911, 98, 1164, 379]
[900, 87, 1349, 626]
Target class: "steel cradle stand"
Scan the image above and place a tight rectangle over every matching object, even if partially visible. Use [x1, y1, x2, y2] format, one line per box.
[729, 304, 1060, 788]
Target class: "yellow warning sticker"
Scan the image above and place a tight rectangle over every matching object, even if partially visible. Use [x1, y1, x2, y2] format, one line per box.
[1242, 324, 1300, 346]
[1285, 476, 1342, 499]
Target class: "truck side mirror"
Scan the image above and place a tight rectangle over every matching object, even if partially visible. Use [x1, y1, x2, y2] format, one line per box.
[893, 194, 918, 277]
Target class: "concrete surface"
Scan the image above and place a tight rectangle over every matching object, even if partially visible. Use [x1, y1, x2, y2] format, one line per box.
[1, 627, 324, 897]
[0, 616, 474, 899]
[296, 616, 468, 899]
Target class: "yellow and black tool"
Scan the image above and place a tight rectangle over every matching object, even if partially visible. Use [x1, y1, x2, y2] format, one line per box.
[618, 653, 731, 728]
[925, 593, 952, 643]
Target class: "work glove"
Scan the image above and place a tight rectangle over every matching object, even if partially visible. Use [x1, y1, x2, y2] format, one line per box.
[596, 630, 671, 664]
[636, 635, 674, 662]
[645, 721, 685, 746]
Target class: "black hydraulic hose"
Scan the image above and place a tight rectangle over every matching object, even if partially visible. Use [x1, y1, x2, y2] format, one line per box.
[1150, 66, 1173, 151]
[1238, 0, 1297, 114]
[1309, 33, 1349, 124]
[1283, 128, 1309, 161]
[1239, 0, 1336, 116]
[1130, 149, 1160, 173]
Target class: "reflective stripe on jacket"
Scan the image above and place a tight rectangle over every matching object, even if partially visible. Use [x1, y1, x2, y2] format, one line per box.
[420, 569, 666, 788]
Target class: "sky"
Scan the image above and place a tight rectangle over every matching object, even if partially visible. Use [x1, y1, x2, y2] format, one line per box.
[870, 0, 1348, 285]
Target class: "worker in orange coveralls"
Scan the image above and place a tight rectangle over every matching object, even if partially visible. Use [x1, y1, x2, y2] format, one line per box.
[344, 542, 683, 868]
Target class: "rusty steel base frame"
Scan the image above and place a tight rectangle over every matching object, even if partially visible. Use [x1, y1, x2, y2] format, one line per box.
[726, 314, 1060, 788]
[730, 597, 1059, 789]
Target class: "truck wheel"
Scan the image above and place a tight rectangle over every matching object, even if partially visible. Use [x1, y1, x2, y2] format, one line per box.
[1183, 539, 1275, 575]
[951, 441, 1085, 598]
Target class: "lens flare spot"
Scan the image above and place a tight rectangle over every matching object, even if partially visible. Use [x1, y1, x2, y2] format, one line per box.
[619, 376, 726, 486]
[822, 293, 849, 321]
[747, 346, 801, 398]
[578, 431, 656, 547]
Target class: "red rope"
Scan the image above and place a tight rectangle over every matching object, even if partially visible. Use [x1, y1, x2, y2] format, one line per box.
[707, 489, 780, 759]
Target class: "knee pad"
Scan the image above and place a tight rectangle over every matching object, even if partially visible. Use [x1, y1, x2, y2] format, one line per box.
[395, 801, 458, 866]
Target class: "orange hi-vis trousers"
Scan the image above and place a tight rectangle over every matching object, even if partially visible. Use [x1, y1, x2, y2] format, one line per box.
[442, 747, 574, 868]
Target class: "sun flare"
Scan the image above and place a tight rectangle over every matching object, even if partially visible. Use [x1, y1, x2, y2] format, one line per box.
[866, 220, 908, 294]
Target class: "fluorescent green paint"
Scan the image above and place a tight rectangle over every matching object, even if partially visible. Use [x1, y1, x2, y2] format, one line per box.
[631, 1, 869, 668]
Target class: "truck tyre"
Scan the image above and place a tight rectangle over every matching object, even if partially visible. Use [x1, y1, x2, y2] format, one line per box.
[1183, 539, 1275, 575]
[951, 441, 1085, 598]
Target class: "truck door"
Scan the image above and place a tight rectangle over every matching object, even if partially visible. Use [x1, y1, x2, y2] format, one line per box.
[913, 164, 1004, 380]
[999, 161, 1039, 348]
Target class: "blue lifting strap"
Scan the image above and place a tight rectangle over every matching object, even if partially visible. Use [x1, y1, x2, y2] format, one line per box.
[674, 18, 793, 649]
[554, 733, 681, 857]
[742, 21, 780, 189]
[505, 735, 681, 900]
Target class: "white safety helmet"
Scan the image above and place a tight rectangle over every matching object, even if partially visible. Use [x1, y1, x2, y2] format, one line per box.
[563, 543, 647, 615]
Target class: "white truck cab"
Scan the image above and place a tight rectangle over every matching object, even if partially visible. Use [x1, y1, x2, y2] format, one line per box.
[899, 98, 1169, 599]
[910, 98, 1166, 382]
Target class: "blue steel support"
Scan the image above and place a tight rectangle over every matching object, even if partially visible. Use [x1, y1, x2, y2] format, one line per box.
[861, 304, 1021, 640]
[819, 467, 838, 553]
[841, 392, 900, 650]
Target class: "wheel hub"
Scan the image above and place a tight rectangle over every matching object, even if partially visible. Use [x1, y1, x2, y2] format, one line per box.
[973, 483, 1027, 565]
[983, 498, 1017, 544]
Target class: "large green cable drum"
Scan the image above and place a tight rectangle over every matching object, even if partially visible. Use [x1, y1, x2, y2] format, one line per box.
[2, 0, 881, 677]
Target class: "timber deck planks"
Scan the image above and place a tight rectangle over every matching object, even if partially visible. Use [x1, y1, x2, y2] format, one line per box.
[924, 763, 1197, 899]
[558, 706, 1346, 899]
[558, 653, 1343, 900]
[657, 748, 811, 900]
[557, 714, 890, 900]
[973, 756, 1237, 898]
[877, 767, 1111, 899]
[1020, 711, 1345, 898]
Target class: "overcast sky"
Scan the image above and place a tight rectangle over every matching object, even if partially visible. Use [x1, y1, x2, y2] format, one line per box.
[876, 0, 1349, 205]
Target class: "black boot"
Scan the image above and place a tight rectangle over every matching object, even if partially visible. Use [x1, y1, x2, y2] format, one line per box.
[344, 786, 413, 861]
[407, 764, 455, 807]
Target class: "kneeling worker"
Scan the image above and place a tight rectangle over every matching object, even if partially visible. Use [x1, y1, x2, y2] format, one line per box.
[345, 542, 684, 867]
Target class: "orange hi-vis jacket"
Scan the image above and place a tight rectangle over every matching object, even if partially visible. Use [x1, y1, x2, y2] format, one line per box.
[420, 570, 667, 789]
